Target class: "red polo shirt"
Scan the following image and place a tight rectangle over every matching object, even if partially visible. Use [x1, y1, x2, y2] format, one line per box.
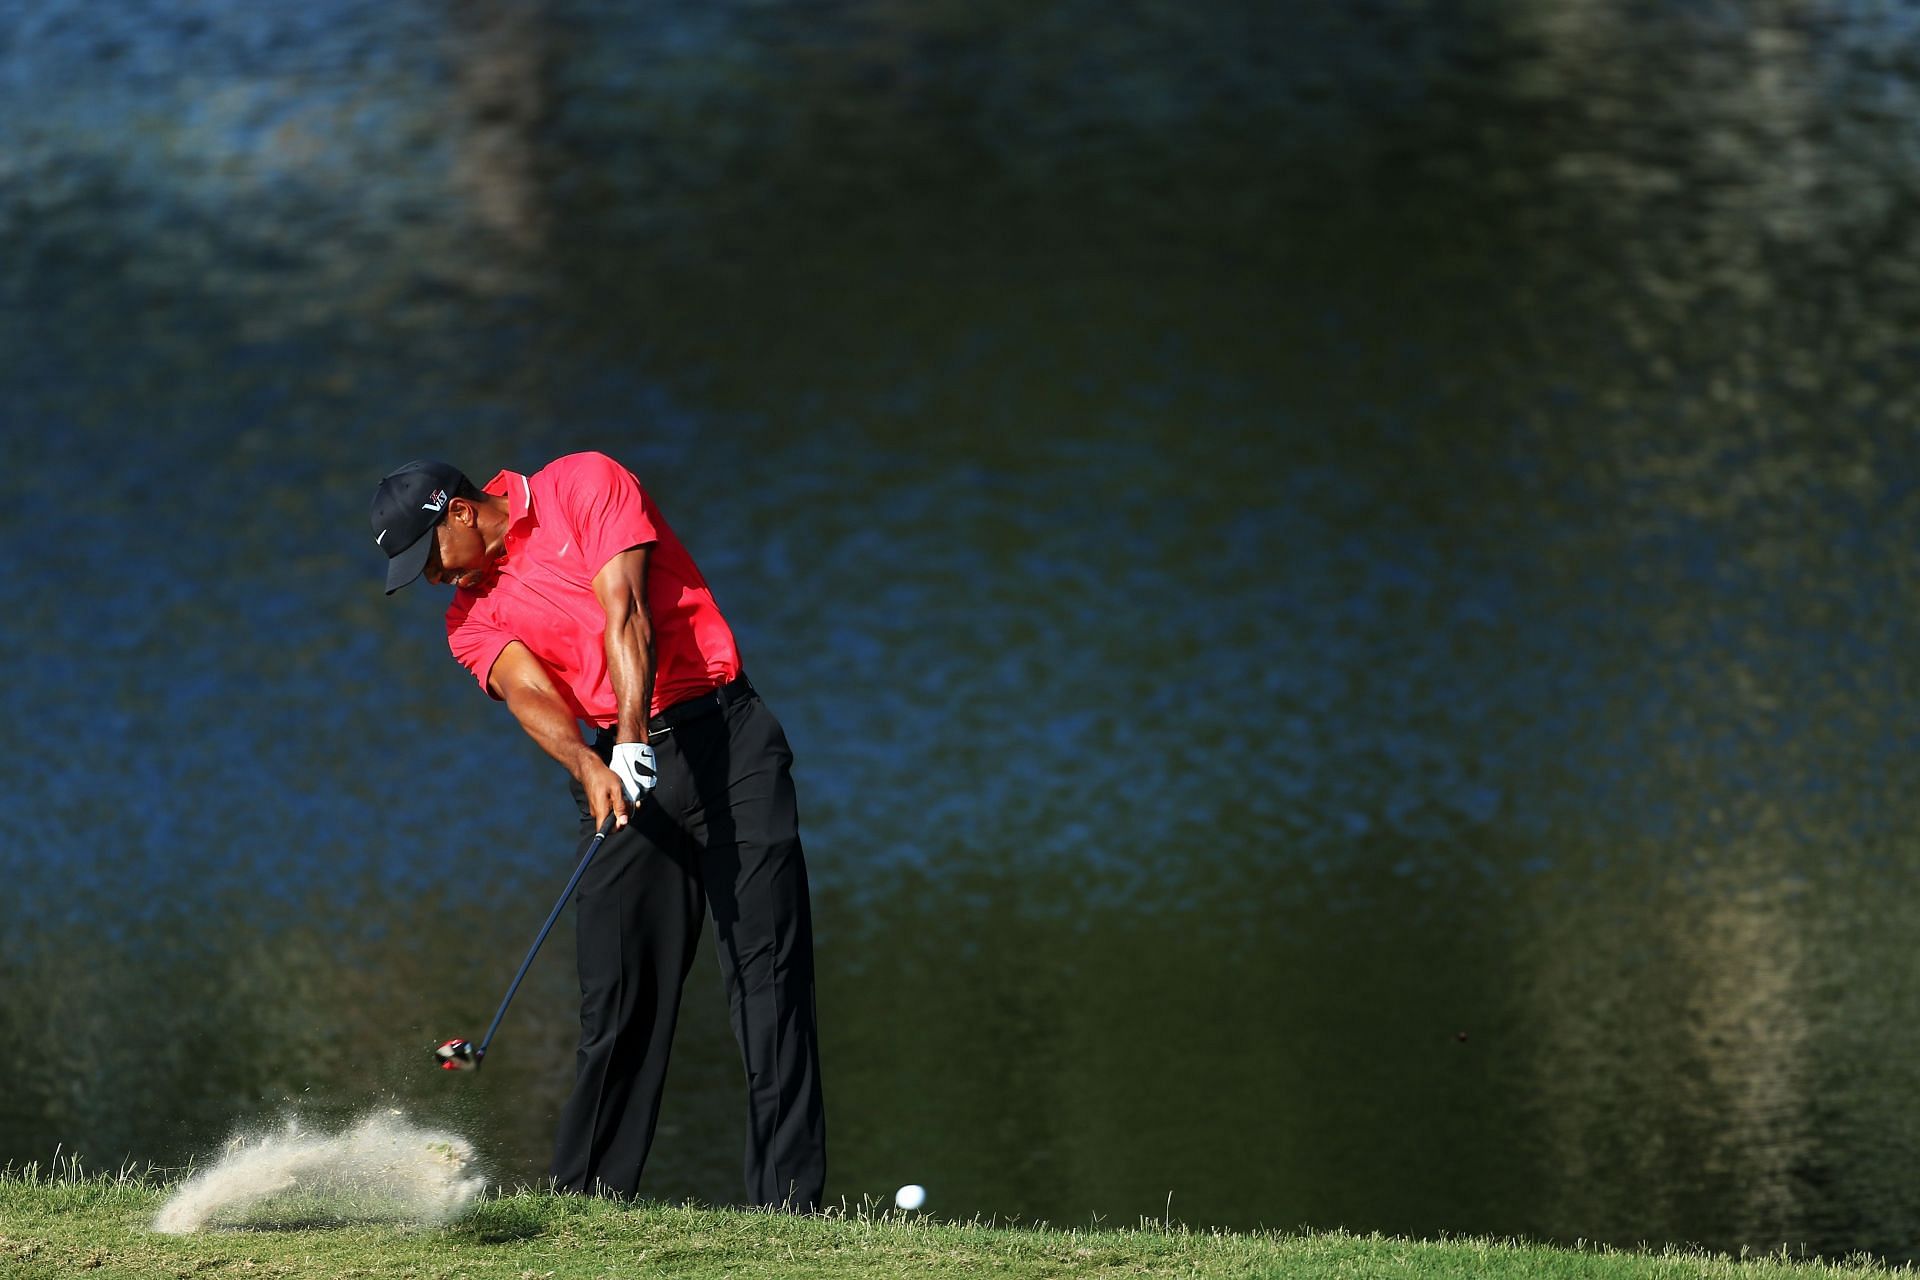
[444, 452, 742, 726]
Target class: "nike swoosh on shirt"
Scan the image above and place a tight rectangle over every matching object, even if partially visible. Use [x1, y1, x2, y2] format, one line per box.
[556, 540, 570, 556]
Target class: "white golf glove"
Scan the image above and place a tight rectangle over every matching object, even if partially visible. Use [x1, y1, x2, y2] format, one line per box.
[609, 741, 658, 803]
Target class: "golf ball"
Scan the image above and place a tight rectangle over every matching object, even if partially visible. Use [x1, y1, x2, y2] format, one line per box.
[894, 1183, 926, 1211]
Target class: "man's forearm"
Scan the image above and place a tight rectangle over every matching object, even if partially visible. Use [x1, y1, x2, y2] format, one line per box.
[506, 683, 602, 781]
[604, 606, 656, 743]
[592, 546, 658, 745]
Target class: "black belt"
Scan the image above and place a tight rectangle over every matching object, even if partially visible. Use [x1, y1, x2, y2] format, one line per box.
[647, 673, 755, 736]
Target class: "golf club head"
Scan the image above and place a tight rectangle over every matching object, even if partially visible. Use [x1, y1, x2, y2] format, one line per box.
[434, 1038, 481, 1071]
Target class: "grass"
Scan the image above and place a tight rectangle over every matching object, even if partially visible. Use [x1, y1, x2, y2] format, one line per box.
[0, 1161, 1911, 1280]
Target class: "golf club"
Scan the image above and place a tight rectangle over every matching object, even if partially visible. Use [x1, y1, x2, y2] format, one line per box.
[434, 810, 621, 1071]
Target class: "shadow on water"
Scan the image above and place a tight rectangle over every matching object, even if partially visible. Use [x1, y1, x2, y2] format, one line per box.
[6, 0, 1920, 1262]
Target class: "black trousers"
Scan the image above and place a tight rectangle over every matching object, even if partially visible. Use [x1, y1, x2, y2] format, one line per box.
[550, 685, 827, 1209]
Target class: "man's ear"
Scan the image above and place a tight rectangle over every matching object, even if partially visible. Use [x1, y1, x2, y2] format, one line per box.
[447, 497, 476, 526]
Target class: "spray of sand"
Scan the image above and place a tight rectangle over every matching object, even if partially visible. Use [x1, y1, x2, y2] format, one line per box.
[151, 1110, 486, 1234]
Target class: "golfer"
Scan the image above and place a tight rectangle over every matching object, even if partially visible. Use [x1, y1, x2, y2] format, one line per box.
[370, 451, 826, 1210]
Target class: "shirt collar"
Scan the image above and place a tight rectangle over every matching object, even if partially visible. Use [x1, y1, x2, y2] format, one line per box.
[483, 469, 536, 533]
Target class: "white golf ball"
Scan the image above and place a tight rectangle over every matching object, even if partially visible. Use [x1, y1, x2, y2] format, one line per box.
[894, 1183, 927, 1211]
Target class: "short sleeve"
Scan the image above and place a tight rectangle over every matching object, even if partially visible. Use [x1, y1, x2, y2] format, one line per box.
[552, 452, 660, 576]
[445, 594, 513, 700]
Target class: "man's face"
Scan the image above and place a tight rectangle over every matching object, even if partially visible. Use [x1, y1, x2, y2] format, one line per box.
[423, 499, 493, 590]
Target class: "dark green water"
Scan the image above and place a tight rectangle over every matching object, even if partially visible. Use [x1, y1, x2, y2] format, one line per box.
[7, 0, 1920, 1259]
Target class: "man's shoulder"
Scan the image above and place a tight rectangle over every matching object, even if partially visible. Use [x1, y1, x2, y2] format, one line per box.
[533, 451, 632, 487]
[529, 452, 649, 530]
[533, 449, 645, 498]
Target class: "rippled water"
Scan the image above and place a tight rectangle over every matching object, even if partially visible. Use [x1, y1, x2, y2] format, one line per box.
[7, 0, 1920, 1260]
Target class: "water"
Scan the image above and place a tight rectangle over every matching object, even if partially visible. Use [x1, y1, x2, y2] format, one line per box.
[6, 0, 1920, 1259]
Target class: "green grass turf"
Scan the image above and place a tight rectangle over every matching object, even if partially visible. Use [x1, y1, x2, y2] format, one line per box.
[0, 1166, 1910, 1279]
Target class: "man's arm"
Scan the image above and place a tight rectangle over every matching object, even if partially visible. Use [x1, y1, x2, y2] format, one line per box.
[592, 546, 655, 746]
[488, 640, 630, 828]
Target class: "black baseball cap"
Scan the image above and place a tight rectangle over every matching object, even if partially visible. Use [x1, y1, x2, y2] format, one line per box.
[371, 459, 468, 594]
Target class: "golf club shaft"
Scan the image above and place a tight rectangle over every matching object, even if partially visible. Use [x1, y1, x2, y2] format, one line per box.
[474, 810, 621, 1064]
